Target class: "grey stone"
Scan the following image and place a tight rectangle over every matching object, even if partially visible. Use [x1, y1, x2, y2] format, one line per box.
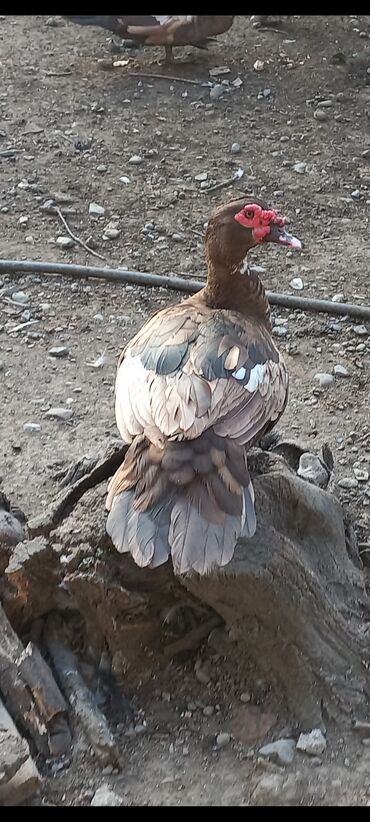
[259, 738, 296, 766]
[45, 407, 74, 422]
[56, 236, 74, 249]
[353, 468, 369, 482]
[296, 728, 327, 756]
[338, 477, 358, 489]
[89, 202, 106, 217]
[289, 277, 304, 290]
[297, 453, 329, 488]
[11, 291, 29, 304]
[210, 84, 225, 100]
[353, 325, 368, 336]
[314, 372, 334, 387]
[333, 364, 350, 377]
[216, 732, 231, 747]
[272, 326, 288, 338]
[293, 162, 307, 174]
[314, 108, 329, 121]
[48, 346, 69, 358]
[104, 227, 120, 240]
[91, 784, 126, 806]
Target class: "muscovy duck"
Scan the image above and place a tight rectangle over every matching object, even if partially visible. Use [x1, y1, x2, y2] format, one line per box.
[106, 197, 302, 575]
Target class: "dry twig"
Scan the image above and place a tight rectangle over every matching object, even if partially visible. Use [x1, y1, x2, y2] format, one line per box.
[54, 206, 106, 261]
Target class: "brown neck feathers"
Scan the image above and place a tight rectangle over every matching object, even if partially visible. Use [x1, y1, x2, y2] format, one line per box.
[201, 229, 271, 326]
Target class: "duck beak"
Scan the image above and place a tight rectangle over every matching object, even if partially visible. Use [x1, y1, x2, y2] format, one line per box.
[266, 223, 302, 250]
[277, 229, 302, 250]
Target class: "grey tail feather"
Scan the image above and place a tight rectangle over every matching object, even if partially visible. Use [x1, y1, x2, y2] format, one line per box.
[106, 490, 171, 569]
[106, 480, 256, 576]
[169, 479, 256, 576]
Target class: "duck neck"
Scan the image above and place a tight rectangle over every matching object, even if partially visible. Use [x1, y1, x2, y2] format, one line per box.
[202, 252, 271, 328]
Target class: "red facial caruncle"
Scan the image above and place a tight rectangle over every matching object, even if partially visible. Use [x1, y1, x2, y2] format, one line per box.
[234, 203, 286, 242]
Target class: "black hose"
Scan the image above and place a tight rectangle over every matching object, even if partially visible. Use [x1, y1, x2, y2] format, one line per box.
[1, 258, 369, 321]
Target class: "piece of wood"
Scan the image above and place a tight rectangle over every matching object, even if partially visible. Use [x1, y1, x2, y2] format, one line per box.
[45, 619, 119, 766]
[0, 698, 41, 806]
[181, 452, 370, 728]
[0, 604, 71, 756]
[163, 615, 222, 658]
[52, 447, 370, 728]
[0, 757, 41, 807]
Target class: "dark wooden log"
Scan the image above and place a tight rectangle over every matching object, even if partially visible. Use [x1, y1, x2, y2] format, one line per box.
[44, 616, 119, 767]
[0, 604, 71, 757]
[180, 456, 370, 727]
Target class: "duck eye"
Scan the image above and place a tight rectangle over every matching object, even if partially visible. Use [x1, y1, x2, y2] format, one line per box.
[245, 209, 254, 219]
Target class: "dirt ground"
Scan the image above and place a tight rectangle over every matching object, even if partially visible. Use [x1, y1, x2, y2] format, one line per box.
[1, 14, 370, 806]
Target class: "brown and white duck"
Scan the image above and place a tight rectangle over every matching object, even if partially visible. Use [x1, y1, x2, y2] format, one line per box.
[106, 197, 302, 575]
[63, 15, 235, 63]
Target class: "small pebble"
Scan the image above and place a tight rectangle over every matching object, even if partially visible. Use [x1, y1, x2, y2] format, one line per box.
[203, 706, 214, 717]
[338, 477, 358, 489]
[331, 293, 345, 302]
[259, 738, 296, 766]
[194, 662, 211, 685]
[293, 162, 307, 174]
[216, 732, 231, 748]
[91, 785, 125, 807]
[104, 228, 120, 240]
[333, 364, 350, 378]
[49, 346, 69, 358]
[314, 109, 329, 121]
[119, 176, 131, 184]
[296, 728, 326, 756]
[56, 235, 75, 249]
[210, 84, 225, 100]
[272, 326, 288, 338]
[129, 155, 143, 165]
[23, 423, 41, 434]
[231, 142, 241, 154]
[11, 291, 29, 304]
[45, 407, 74, 422]
[297, 453, 329, 488]
[353, 325, 368, 336]
[317, 99, 333, 108]
[89, 202, 106, 217]
[289, 277, 304, 290]
[354, 468, 369, 482]
[314, 372, 334, 387]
